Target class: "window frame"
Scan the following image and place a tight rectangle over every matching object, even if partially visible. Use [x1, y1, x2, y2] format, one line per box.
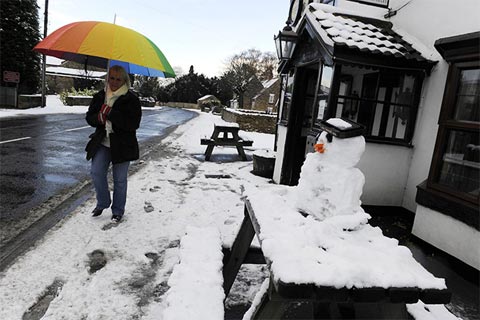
[314, 63, 424, 145]
[427, 60, 480, 205]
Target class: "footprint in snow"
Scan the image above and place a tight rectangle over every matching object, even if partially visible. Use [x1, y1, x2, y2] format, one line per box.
[88, 249, 107, 274]
[149, 186, 161, 192]
[144, 202, 155, 213]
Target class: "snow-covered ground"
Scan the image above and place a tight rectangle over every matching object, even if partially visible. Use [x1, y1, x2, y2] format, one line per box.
[0, 97, 459, 319]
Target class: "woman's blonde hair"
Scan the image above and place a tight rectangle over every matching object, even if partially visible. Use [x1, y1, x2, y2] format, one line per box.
[108, 65, 131, 88]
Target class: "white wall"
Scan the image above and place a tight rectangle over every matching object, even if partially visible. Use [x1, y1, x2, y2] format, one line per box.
[413, 205, 480, 270]
[273, 125, 288, 183]
[387, 0, 480, 50]
[389, 1, 480, 212]
[358, 143, 412, 206]
[384, 0, 479, 270]
[402, 62, 449, 211]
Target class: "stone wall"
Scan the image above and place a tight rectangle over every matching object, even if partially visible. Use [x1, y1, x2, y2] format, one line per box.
[65, 96, 92, 106]
[222, 108, 277, 134]
[18, 95, 43, 109]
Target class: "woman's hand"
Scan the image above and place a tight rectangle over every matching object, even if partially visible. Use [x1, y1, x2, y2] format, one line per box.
[98, 104, 112, 124]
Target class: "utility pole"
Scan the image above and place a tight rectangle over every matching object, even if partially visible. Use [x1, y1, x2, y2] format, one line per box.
[41, 0, 49, 107]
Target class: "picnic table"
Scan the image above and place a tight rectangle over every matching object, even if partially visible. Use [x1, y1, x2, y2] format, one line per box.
[222, 197, 451, 319]
[201, 124, 253, 161]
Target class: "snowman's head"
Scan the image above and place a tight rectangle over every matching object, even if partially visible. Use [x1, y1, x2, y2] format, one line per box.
[316, 131, 365, 168]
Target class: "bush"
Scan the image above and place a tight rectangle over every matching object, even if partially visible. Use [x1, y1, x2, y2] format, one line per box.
[59, 87, 97, 105]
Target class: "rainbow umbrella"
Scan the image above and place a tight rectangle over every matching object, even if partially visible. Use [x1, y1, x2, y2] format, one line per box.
[33, 21, 175, 78]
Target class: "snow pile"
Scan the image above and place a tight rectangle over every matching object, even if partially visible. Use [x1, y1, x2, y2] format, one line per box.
[163, 226, 224, 320]
[247, 188, 446, 290]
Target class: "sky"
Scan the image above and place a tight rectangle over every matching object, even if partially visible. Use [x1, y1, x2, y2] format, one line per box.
[0, 97, 459, 319]
[36, 0, 290, 77]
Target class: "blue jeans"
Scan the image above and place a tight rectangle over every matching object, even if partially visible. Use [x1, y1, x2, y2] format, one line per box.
[90, 145, 130, 217]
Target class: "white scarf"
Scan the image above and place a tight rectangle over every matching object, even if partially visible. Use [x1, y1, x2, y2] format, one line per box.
[102, 84, 129, 147]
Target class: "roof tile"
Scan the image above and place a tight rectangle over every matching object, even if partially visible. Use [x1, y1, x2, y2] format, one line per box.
[306, 4, 433, 63]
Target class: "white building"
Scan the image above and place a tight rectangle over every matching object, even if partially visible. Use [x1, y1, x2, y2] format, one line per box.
[273, 0, 479, 270]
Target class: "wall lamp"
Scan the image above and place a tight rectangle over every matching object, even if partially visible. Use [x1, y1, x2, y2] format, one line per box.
[274, 21, 298, 61]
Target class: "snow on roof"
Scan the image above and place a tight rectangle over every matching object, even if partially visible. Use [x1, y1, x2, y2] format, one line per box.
[197, 95, 219, 101]
[253, 78, 279, 100]
[305, 3, 435, 63]
[46, 66, 106, 80]
[261, 78, 278, 89]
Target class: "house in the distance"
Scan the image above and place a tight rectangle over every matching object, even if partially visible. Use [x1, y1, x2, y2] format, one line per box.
[197, 94, 221, 111]
[273, 0, 479, 273]
[45, 60, 105, 94]
[252, 78, 280, 113]
[230, 75, 264, 109]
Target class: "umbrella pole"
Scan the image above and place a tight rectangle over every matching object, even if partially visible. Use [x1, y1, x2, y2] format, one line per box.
[103, 13, 116, 102]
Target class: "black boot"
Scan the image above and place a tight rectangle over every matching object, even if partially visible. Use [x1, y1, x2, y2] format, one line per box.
[92, 208, 103, 217]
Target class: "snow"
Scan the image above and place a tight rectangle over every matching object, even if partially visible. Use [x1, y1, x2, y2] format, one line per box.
[244, 129, 445, 290]
[252, 149, 275, 158]
[326, 117, 352, 129]
[0, 95, 86, 117]
[46, 66, 106, 80]
[0, 97, 457, 320]
[162, 226, 224, 320]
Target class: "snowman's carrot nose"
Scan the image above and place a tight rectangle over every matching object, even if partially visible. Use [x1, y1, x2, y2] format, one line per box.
[314, 143, 325, 153]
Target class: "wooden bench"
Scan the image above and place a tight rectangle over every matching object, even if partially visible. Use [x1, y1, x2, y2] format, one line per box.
[223, 198, 451, 319]
[200, 138, 253, 147]
[162, 226, 225, 320]
[200, 125, 253, 161]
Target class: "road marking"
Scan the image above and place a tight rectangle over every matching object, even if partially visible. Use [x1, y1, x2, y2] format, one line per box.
[0, 126, 90, 144]
[0, 137, 32, 144]
[64, 126, 90, 132]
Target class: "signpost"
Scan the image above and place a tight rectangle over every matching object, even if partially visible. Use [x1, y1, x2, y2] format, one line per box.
[3, 71, 20, 83]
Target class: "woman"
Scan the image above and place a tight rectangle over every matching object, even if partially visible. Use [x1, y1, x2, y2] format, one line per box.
[85, 65, 141, 222]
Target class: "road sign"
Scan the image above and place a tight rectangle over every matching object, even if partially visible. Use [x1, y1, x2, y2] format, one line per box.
[3, 71, 20, 83]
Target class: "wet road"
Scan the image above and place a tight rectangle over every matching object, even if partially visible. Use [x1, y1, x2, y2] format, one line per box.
[0, 107, 196, 245]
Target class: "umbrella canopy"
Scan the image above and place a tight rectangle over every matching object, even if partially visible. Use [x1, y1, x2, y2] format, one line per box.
[33, 21, 175, 78]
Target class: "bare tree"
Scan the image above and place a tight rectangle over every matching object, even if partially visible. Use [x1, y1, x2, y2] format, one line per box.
[224, 48, 278, 82]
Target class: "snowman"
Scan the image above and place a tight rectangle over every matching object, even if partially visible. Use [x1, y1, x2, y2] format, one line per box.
[295, 118, 369, 229]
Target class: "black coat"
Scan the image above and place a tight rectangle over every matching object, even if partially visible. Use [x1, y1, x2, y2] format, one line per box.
[85, 90, 141, 164]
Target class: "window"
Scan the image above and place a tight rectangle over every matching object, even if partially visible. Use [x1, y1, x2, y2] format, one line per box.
[326, 64, 422, 144]
[280, 71, 295, 123]
[269, 93, 275, 104]
[315, 64, 333, 121]
[428, 62, 480, 205]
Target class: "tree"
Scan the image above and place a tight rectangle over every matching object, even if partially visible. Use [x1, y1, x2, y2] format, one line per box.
[165, 65, 211, 103]
[222, 49, 278, 108]
[224, 48, 278, 82]
[0, 0, 41, 93]
[133, 76, 160, 98]
[154, 49, 279, 106]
